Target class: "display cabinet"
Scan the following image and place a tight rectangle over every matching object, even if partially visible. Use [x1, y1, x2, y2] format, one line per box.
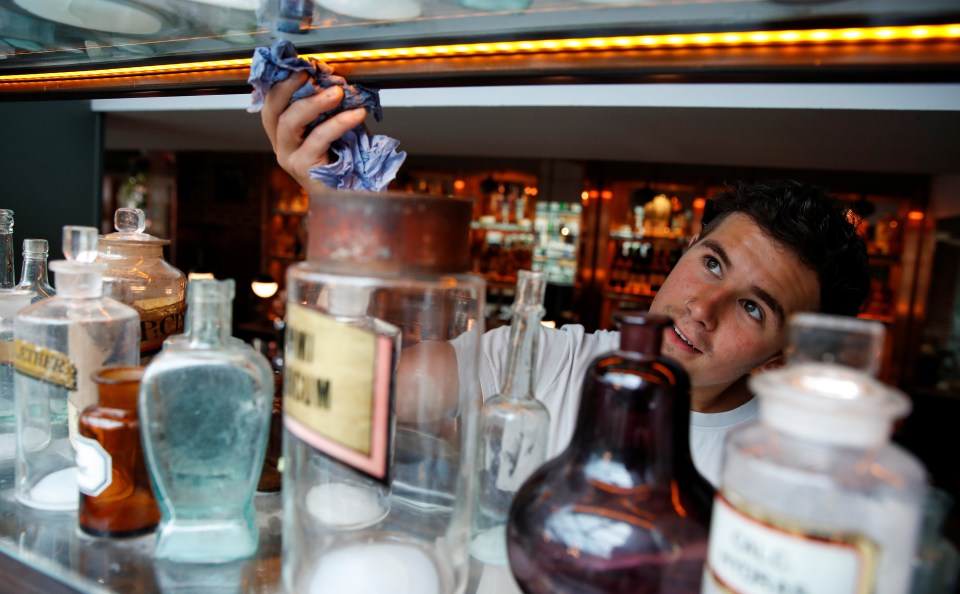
[1, 0, 959, 591]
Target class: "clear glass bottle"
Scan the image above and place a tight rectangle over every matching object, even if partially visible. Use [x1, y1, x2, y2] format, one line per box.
[910, 487, 960, 594]
[139, 278, 273, 562]
[470, 269, 550, 566]
[283, 190, 483, 594]
[0, 209, 15, 289]
[78, 366, 160, 537]
[12, 258, 140, 510]
[507, 312, 712, 593]
[0, 290, 32, 458]
[704, 361, 927, 594]
[16, 239, 56, 303]
[98, 207, 186, 362]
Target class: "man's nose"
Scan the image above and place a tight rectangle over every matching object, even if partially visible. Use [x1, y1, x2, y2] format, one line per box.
[685, 293, 722, 331]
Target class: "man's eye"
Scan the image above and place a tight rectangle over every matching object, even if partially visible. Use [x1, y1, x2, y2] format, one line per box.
[704, 256, 722, 277]
[742, 300, 763, 322]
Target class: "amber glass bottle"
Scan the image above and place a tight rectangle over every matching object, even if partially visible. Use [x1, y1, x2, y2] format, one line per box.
[78, 366, 160, 537]
[507, 311, 712, 593]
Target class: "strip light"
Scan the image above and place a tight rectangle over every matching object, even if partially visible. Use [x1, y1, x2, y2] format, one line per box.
[1, 23, 958, 84]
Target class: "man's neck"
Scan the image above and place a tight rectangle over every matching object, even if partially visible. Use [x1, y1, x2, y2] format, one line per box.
[691, 375, 753, 413]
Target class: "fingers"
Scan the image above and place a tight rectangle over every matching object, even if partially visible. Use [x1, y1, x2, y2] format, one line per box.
[284, 107, 368, 187]
[260, 72, 307, 151]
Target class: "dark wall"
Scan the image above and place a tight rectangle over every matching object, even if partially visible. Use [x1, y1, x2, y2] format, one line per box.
[0, 101, 102, 275]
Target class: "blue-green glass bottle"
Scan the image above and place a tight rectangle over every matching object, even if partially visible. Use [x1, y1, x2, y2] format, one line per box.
[139, 279, 273, 562]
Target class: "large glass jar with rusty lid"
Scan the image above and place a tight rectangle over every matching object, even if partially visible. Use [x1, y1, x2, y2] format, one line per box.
[97, 208, 186, 362]
[282, 190, 484, 594]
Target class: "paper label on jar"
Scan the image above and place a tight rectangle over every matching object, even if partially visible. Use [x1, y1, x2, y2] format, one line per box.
[705, 492, 877, 594]
[136, 299, 186, 356]
[13, 339, 77, 390]
[283, 303, 395, 483]
[76, 435, 112, 497]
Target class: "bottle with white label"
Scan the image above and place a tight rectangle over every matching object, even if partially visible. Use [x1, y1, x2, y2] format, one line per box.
[283, 190, 483, 594]
[13, 257, 139, 511]
[139, 278, 273, 562]
[703, 318, 927, 594]
[98, 207, 186, 363]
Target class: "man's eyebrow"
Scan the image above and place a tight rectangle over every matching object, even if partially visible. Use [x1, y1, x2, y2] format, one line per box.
[699, 239, 731, 270]
[700, 238, 785, 326]
[751, 284, 786, 328]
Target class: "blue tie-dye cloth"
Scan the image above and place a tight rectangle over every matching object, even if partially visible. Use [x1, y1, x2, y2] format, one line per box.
[247, 40, 406, 192]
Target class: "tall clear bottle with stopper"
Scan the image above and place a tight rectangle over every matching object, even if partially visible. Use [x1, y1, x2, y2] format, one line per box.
[470, 269, 550, 565]
[139, 279, 273, 562]
[12, 253, 139, 510]
[16, 239, 55, 303]
[704, 313, 927, 594]
[98, 208, 186, 362]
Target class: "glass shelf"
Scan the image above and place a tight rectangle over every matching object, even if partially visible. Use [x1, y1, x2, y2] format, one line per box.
[0, 461, 283, 594]
[0, 0, 957, 76]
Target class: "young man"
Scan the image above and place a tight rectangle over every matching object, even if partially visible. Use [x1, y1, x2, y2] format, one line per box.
[259, 73, 871, 485]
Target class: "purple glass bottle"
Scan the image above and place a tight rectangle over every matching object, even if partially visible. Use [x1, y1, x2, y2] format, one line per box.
[507, 311, 712, 593]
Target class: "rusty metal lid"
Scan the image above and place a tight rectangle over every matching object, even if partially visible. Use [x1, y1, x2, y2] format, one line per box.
[307, 190, 472, 274]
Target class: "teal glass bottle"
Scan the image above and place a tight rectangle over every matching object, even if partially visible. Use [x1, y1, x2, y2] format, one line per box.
[139, 279, 273, 562]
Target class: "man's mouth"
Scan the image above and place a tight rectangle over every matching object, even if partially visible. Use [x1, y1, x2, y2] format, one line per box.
[672, 325, 702, 353]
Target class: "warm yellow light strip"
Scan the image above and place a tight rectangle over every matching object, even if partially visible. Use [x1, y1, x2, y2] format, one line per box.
[1, 23, 958, 84]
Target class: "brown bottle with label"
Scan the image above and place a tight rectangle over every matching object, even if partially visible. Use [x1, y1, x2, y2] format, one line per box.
[257, 326, 285, 493]
[78, 366, 160, 537]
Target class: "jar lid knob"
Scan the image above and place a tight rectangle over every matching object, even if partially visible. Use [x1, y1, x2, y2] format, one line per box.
[115, 208, 146, 234]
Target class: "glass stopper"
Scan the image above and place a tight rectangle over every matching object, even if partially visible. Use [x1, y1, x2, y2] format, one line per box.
[115, 208, 146, 234]
[62, 226, 99, 262]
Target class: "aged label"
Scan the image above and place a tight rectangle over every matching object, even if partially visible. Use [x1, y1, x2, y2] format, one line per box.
[283, 303, 395, 482]
[136, 299, 186, 354]
[76, 435, 112, 497]
[13, 339, 77, 390]
[705, 492, 877, 594]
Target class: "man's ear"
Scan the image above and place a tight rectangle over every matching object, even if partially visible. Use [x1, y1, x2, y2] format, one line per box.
[752, 353, 786, 375]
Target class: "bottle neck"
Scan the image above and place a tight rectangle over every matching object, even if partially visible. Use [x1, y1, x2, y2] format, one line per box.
[19, 255, 51, 289]
[187, 298, 232, 346]
[569, 353, 677, 480]
[500, 306, 543, 401]
[0, 232, 14, 290]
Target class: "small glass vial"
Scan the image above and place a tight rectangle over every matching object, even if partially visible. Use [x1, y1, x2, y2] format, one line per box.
[16, 239, 56, 303]
[98, 208, 186, 362]
[78, 366, 160, 537]
[13, 259, 140, 511]
[139, 279, 273, 562]
[0, 209, 15, 289]
[470, 269, 550, 565]
[704, 362, 927, 594]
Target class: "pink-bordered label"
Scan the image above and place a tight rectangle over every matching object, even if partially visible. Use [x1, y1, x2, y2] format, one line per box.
[283, 304, 395, 483]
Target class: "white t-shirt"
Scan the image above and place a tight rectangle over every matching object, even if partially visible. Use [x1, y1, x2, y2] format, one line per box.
[457, 324, 759, 487]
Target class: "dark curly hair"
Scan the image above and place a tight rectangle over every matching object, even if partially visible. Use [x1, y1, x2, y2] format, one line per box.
[699, 180, 870, 317]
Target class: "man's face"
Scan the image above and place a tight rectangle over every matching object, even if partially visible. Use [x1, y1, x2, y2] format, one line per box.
[650, 213, 820, 403]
